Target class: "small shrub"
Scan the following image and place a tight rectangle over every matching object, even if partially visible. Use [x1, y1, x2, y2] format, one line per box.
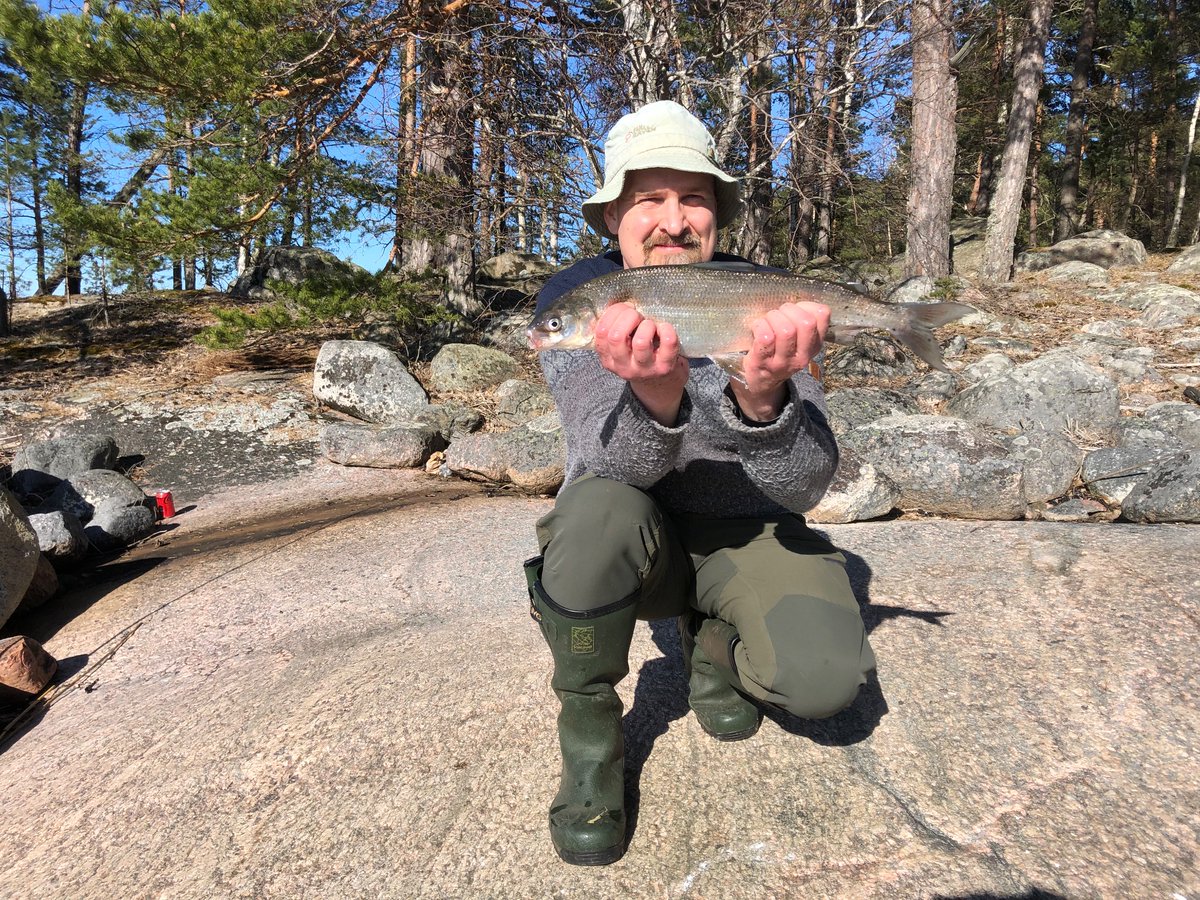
[196, 270, 462, 349]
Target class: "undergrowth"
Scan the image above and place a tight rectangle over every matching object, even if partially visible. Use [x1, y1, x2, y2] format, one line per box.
[195, 270, 461, 350]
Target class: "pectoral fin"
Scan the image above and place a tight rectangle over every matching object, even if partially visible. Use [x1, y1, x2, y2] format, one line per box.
[708, 351, 749, 385]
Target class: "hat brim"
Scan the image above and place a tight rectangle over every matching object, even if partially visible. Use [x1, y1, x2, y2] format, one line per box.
[581, 148, 743, 240]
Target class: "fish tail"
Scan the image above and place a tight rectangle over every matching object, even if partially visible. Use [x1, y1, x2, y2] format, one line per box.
[892, 302, 974, 372]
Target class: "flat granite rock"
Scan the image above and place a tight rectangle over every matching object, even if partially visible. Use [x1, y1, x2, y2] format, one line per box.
[0, 467, 1195, 899]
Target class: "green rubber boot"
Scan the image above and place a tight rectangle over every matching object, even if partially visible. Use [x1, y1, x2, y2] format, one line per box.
[680, 612, 760, 741]
[525, 557, 637, 866]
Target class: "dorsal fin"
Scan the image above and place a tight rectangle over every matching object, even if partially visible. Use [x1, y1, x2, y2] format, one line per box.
[688, 260, 762, 274]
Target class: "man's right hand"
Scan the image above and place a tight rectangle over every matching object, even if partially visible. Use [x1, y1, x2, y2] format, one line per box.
[594, 303, 689, 426]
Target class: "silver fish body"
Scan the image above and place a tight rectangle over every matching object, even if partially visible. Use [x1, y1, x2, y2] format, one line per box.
[527, 262, 974, 373]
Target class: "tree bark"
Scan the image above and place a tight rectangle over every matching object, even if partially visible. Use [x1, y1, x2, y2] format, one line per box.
[621, 0, 675, 105]
[981, 0, 1053, 282]
[1052, 0, 1097, 242]
[739, 31, 774, 264]
[1167, 87, 1200, 248]
[905, 0, 957, 278]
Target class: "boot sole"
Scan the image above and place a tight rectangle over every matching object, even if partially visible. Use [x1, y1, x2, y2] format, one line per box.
[700, 719, 760, 742]
[554, 842, 626, 866]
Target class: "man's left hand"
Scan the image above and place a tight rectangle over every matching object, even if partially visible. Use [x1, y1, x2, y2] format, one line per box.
[729, 301, 829, 422]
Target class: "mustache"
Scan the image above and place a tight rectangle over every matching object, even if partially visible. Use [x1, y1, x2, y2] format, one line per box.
[644, 233, 702, 253]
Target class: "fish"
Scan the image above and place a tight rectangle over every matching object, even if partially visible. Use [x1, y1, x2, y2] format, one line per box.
[526, 261, 974, 375]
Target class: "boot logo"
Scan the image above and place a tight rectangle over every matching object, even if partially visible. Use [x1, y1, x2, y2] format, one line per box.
[570, 626, 595, 654]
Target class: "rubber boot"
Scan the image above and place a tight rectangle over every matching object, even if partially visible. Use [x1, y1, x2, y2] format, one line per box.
[679, 611, 760, 741]
[525, 556, 637, 866]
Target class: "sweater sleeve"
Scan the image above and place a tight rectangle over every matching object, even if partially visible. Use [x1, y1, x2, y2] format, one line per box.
[714, 371, 840, 513]
[540, 349, 690, 488]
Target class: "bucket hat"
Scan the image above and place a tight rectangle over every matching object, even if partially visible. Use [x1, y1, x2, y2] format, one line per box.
[582, 101, 743, 239]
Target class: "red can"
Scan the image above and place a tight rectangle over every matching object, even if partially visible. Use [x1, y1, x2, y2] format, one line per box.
[155, 490, 176, 519]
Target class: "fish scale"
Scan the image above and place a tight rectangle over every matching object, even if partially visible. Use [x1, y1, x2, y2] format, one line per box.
[528, 262, 975, 373]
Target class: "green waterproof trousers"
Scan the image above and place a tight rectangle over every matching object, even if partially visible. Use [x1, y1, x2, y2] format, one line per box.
[535, 475, 876, 718]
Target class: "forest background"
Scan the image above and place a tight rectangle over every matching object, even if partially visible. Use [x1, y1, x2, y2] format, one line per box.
[0, 0, 1197, 335]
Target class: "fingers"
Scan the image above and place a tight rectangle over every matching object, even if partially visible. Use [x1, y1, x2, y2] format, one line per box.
[744, 301, 829, 390]
[594, 303, 682, 381]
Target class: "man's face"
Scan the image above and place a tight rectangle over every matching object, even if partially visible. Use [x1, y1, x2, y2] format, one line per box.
[603, 168, 717, 268]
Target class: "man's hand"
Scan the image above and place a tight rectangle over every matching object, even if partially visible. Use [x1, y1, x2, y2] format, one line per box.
[594, 302, 689, 426]
[729, 301, 829, 422]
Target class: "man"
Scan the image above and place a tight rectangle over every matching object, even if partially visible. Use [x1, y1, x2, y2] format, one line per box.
[524, 100, 876, 866]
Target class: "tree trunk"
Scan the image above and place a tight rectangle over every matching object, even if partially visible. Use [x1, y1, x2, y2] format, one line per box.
[622, 0, 675, 105]
[408, 10, 477, 313]
[905, 0, 957, 278]
[1052, 0, 1097, 242]
[1028, 102, 1043, 246]
[739, 32, 774, 265]
[31, 144, 45, 293]
[1167, 87, 1200, 247]
[981, 0, 1053, 282]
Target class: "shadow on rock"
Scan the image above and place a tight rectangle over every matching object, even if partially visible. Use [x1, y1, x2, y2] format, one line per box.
[0, 653, 89, 755]
[843, 548, 953, 634]
[761, 669, 887, 745]
[934, 891, 1069, 900]
[3, 556, 167, 645]
[622, 618, 691, 848]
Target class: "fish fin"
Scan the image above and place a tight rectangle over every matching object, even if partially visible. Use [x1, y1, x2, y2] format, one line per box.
[689, 260, 762, 274]
[891, 302, 975, 372]
[826, 324, 872, 346]
[708, 352, 748, 385]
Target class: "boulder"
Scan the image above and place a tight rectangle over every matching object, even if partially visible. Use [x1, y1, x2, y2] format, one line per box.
[824, 388, 920, 436]
[1081, 445, 1173, 506]
[19, 555, 59, 612]
[28, 509, 88, 565]
[1100, 282, 1198, 312]
[1044, 261, 1108, 284]
[9, 434, 119, 497]
[85, 499, 157, 552]
[1119, 450, 1200, 523]
[445, 412, 566, 494]
[44, 469, 150, 524]
[398, 403, 484, 443]
[494, 379, 556, 427]
[1165, 242, 1200, 273]
[805, 448, 899, 524]
[1137, 291, 1200, 328]
[481, 310, 536, 354]
[1015, 230, 1147, 272]
[961, 353, 1015, 383]
[825, 334, 917, 379]
[1001, 428, 1085, 506]
[313, 340, 429, 424]
[1, 488, 40, 628]
[949, 216, 988, 276]
[0, 635, 57, 696]
[1140, 401, 1200, 445]
[945, 353, 1120, 437]
[428, 344, 520, 393]
[840, 414, 1025, 520]
[230, 247, 368, 301]
[476, 251, 556, 285]
[908, 371, 959, 404]
[320, 423, 443, 469]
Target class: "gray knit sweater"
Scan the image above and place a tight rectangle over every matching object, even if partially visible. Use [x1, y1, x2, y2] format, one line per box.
[538, 254, 839, 518]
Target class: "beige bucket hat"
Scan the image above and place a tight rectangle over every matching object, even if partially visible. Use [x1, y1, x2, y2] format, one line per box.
[582, 100, 743, 239]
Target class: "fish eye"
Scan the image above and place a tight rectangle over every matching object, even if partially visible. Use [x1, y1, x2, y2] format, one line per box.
[545, 316, 562, 332]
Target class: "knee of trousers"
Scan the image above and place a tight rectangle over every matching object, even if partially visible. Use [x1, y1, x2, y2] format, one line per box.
[536, 477, 666, 614]
[765, 641, 873, 720]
